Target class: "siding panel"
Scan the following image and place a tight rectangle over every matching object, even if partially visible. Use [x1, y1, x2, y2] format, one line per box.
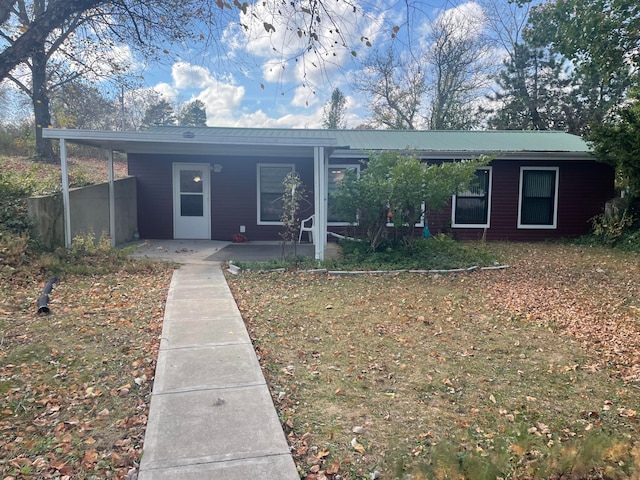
[129, 153, 614, 242]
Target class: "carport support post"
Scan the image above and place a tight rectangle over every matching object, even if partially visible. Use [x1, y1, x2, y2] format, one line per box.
[108, 149, 116, 247]
[60, 138, 72, 248]
[313, 146, 328, 261]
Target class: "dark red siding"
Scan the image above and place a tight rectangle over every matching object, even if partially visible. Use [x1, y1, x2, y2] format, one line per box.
[128, 153, 317, 241]
[128, 155, 174, 239]
[427, 159, 615, 241]
[129, 153, 614, 242]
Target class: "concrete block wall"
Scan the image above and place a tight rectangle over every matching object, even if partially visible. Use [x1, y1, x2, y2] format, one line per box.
[28, 176, 137, 248]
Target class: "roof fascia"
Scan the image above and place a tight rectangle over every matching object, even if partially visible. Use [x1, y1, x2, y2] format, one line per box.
[331, 149, 593, 161]
[42, 128, 338, 149]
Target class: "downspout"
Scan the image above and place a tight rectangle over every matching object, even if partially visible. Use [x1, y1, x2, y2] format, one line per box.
[108, 148, 116, 247]
[60, 138, 72, 248]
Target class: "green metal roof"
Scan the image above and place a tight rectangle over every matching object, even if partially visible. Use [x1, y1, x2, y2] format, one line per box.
[333, 129, 589, 153]
[149, 126, 589, 153]
[44, 126, 592, 159]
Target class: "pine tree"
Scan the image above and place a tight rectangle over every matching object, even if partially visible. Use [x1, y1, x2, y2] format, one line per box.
[179, 100, 207, 127]
[322, 88, 347, 129]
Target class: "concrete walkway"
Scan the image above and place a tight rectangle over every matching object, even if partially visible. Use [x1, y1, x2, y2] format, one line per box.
[138, 261, 299, 479]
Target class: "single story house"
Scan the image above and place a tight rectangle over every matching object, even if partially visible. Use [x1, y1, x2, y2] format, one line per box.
[43, 127, 615, 260]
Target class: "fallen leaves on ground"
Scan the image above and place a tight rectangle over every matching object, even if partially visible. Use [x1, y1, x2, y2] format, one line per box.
[228, 243, 640, 479]
[486, 244, 640, 383]
[0, 261, 173, 479]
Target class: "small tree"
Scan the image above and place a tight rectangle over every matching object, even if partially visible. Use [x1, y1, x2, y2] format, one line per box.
[331, 151, 490, 250]
[279, 172, 306, 257]
[322, 88, 347, 129]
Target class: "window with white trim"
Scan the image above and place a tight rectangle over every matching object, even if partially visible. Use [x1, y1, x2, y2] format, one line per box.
[257, 164, 294, 224]
[518, 167, 559, 229]
[328, 165, 360, 224]
[452, 167, 492, 228]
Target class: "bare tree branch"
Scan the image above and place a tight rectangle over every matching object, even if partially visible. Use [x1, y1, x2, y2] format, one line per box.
[0, 0, 105, 80]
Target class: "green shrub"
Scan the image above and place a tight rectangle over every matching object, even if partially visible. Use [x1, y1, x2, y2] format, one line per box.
[335, 234, 498, 270]
[591, 210, 635, 244]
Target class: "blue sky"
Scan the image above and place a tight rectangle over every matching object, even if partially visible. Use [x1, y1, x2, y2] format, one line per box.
[128, 0, 500, 129]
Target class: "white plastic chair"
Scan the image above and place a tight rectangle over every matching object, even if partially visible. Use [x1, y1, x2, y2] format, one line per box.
[298, 214, 314, 243]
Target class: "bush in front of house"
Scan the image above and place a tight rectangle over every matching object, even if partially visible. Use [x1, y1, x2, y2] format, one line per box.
[331, 151, 490, 251]
[335, 234, 499, 271]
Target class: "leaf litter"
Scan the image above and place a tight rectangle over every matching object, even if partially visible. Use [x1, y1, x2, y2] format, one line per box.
[0, 261, 173, 479]
[227, 243, 640, 479]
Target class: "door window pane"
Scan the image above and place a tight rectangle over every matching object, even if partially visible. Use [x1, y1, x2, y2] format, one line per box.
[180, 170, 204, 193]
[180, 194, 203, 217]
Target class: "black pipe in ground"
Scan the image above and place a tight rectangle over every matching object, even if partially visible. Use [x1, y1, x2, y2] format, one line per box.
[37, 277, 57, 314]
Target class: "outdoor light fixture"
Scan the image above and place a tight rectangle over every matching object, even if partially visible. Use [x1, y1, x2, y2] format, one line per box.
[193, 175, 202, 183]
[213, 164, 223, 173]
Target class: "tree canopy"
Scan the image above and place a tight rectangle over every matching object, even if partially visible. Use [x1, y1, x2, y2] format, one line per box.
[588, 89, 640, 200]
[487, 0, 639, 134]
[179, 100, 207, 127]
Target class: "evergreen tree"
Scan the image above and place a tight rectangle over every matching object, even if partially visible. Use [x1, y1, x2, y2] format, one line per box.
[179, 100, 207, 127]
[322, 88, 347, 129]
[141, 99, 176, 129]
[485, 43, 571, 131]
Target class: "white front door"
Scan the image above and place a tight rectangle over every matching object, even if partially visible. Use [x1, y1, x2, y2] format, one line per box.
[173, 163, 211, 239]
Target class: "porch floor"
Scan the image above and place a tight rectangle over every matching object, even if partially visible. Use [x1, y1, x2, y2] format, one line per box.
[126, 239, 340, 264]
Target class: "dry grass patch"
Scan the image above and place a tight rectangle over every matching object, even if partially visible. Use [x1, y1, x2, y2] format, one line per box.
[227, 243, 640, 480]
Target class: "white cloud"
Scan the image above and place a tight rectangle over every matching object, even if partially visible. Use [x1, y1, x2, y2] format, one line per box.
[291, 85, 320, 108]
[232, 108, 323, 128]
[153, 82, 178, 101]
[162, 60, 358, 128]
[196, 83, 245, 125]
[434, 1, 486, 40]
[171, 62, 212, 90]
[228, 0, 386, 89]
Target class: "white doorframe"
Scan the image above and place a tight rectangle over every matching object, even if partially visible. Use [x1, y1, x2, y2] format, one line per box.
[172, 163, 211, 239]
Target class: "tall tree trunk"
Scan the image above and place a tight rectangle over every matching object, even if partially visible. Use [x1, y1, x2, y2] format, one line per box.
[31, 45, 54, 161]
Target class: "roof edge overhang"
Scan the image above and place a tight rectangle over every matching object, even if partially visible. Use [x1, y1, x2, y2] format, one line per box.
[42, 128, 339, 153]
[331, 148, 592, 162]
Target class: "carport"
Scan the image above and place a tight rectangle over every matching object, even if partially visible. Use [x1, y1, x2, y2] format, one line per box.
[42, 128, 339, 261]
